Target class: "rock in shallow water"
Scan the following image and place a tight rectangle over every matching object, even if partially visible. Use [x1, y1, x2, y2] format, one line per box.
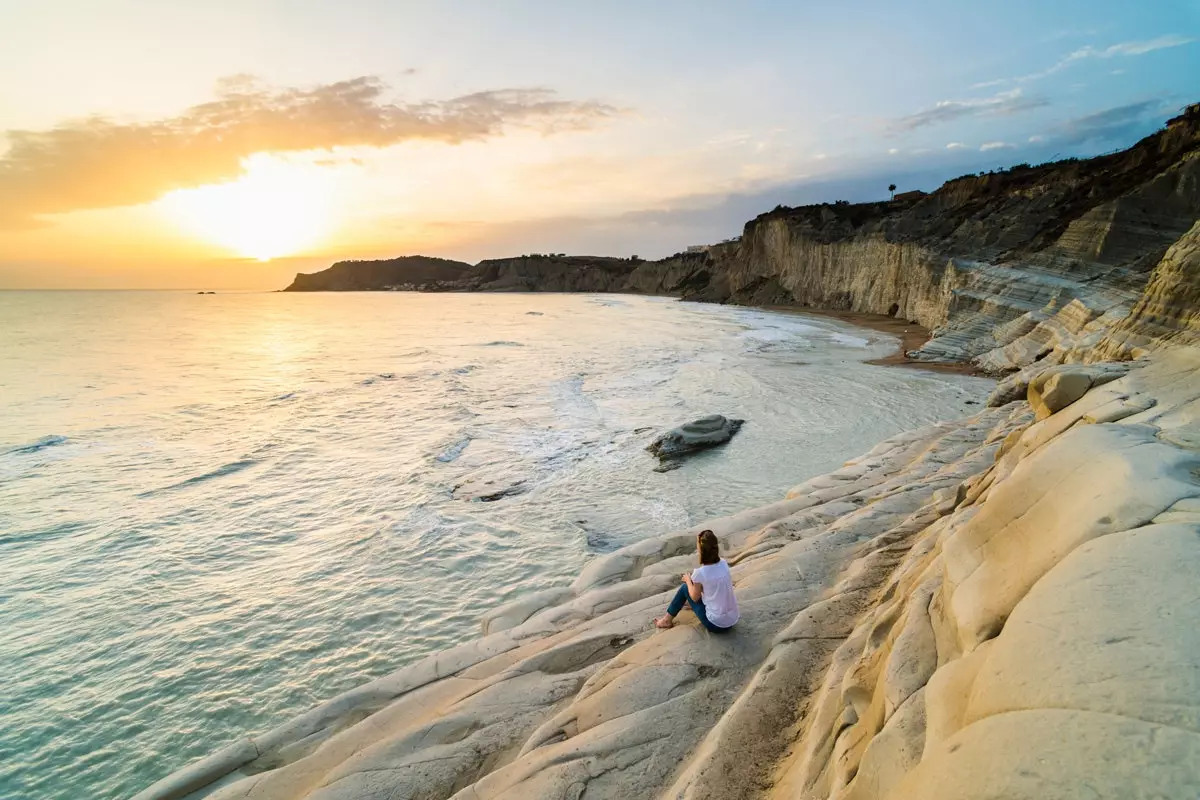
[453, 476, 528, 502]
[646, 414, 744, 461]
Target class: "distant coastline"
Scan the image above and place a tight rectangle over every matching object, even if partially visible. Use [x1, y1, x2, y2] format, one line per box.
[280, 103, 1200, 372]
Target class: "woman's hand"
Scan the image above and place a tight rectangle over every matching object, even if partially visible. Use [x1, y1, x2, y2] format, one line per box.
[682, 572, 693, 585]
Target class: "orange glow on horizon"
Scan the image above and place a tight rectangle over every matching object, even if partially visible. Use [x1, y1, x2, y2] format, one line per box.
[157, 154, 338, 261]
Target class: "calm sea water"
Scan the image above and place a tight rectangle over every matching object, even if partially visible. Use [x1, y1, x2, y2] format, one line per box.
[0, 291, 992, 799]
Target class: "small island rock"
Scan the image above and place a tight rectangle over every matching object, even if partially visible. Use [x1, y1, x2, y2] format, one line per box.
[646, 414, 744, 460]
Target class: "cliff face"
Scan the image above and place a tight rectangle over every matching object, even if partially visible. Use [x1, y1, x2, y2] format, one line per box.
[138, 350, 1200, 800]
[643, 106, 1200, 366]
[283, 105, 1200, 377]
[1092, 219, 1200, 359]
[283, 256, 472, 291]
[467, 255, 643, 292]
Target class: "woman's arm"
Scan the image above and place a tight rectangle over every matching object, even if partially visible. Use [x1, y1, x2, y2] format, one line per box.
[683, 572, 703, 601]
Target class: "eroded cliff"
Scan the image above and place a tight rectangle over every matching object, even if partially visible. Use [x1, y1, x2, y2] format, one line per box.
[283, 105, 1200, 380]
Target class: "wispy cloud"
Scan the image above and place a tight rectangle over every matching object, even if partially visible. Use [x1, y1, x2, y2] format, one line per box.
[1054, 100, 1165, 145]
[946, 142, 968, 150]
[0, 76, 619, 229]
[890, 88, 1047, 132]
[970, 79, 1010, 90]
[980, 141, 1014, 151]
[1018, 34, 1194, 83]
[1087, 35, 1195, 57]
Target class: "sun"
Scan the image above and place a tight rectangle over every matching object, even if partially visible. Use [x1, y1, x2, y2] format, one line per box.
[159, 154, 335, 261]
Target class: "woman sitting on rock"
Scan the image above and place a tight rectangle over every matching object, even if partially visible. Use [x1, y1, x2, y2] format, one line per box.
[654, 529, 739, 632]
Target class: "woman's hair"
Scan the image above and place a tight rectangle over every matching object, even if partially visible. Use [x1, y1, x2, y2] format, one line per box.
[697, 529, 720, 565]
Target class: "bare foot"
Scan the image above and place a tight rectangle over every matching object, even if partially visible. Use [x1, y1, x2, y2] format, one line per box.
[654, 614, 675, 629]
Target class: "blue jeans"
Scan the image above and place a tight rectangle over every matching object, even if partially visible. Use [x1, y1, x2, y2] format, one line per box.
[667, 583, 732, 633]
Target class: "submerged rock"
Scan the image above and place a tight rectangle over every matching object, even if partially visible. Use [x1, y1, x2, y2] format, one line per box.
[452, 476, 527, 502]
[646, 414, 744, 460]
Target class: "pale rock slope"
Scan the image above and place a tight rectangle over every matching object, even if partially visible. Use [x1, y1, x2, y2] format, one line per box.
[138, 346, 1200, 800]
[987, 215, 1200, 405]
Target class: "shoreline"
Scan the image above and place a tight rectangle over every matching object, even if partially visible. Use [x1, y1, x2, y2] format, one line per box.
[763, 305, 988, 376]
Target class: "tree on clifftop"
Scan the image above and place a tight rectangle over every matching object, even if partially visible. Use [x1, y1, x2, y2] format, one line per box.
[888, 183, 897, 199]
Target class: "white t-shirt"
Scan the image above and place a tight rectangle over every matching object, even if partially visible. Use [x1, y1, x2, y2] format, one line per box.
[691, 559, 739, 628]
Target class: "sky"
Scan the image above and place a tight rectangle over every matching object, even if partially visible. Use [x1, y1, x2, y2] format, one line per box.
[1, 0, 1198, 289]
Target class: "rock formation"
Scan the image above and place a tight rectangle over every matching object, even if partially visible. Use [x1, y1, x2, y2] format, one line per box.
[284, 256, 473, 291]
[282, 105, 1200, 382]
[136, 349, 1200, 800]
[646, 415, 745, 461]
[140, 106, 1200, 800]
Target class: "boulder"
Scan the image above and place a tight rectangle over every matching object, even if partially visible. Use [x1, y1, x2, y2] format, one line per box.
[1026, 362, 1135, 420]
[646, 414, 744, 461]
[1028, 370, 1092, 419]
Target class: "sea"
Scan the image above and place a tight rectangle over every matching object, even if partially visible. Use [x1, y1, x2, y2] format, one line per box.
[0, 291, 993, 799]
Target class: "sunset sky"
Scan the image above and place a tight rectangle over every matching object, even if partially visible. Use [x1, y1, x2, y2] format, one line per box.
[1, 0, 1197, 289]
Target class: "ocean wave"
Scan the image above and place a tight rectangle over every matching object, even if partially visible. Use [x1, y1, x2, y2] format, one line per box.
[5, 435, 69, 455]
[138, 459, 258, 497]
[360, 373, 397, 386]
[435, 437, 472, 463]
[479, 341, 523, 347]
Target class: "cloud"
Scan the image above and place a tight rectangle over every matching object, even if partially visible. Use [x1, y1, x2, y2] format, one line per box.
[887, 148, 900, 155]
[1018, 34, 1194, 82]
[0, 76, 619, 229]
[946, 142, 968, 150]
[980, 141, 1014, 151]
[890, 88, 1047, 132]
[1028, 134, 1048, 143]
[1088, 35, 1195, 57]
[970, 79, 1009, 90]
[1054, 100, 1165, 145]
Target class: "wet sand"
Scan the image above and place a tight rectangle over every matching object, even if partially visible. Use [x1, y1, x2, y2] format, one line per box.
[765, 306, 988, 376]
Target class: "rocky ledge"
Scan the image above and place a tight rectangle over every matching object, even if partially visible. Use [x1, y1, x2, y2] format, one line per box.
[138, 347, 1200, 800]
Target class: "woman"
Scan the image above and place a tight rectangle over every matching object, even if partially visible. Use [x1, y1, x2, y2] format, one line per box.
[654, 529, 739, 632]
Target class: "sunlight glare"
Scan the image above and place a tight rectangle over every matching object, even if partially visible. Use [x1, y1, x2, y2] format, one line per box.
[159, 154, 336, 261]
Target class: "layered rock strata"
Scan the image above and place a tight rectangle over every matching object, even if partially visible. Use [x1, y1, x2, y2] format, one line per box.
[283, 106, 1200, 381]
[646, 415, 745, 461]
[138, 347, 1200, 800]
